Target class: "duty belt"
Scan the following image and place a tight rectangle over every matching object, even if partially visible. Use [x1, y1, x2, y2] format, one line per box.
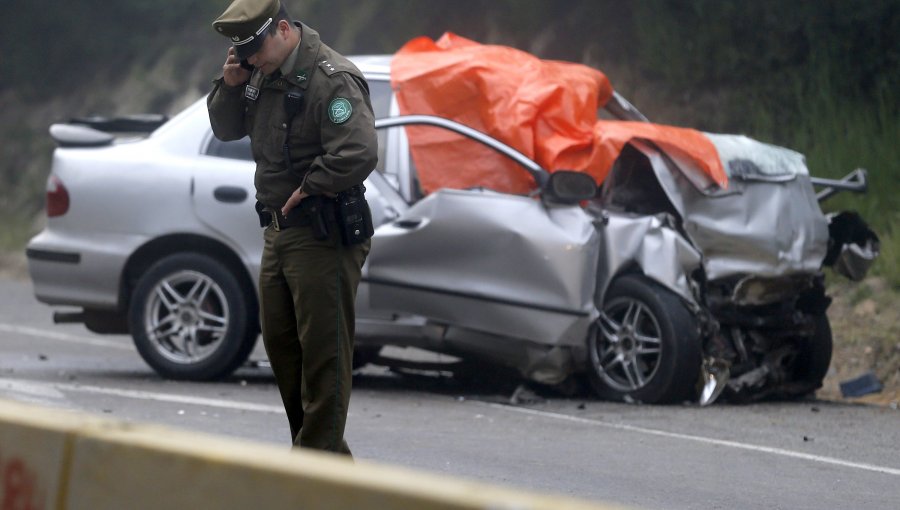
[256, 202, 312, 231]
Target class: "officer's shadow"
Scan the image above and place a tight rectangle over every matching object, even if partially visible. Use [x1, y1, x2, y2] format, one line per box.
[233, 347, 582, 403]
[352, 349, 585, 404]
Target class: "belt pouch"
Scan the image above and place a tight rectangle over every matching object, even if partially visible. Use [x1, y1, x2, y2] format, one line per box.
[336, 185, 374, 245]
[255, 201, 269, 228]
[300, 196, 332, 240]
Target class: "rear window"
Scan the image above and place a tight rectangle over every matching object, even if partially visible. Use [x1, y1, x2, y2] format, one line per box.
[206, 135, 252, 161]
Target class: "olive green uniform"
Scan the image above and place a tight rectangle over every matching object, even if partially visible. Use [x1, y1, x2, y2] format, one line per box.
[208, 22, 377, 455]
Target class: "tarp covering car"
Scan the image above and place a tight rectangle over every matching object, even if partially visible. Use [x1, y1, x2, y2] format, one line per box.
[390, 33, 728, 195]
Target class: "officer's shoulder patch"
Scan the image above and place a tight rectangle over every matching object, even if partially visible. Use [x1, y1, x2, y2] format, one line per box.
[318, 58, 358, 77]
[318, 59, 341, 76]
[328, 97, 353, 124]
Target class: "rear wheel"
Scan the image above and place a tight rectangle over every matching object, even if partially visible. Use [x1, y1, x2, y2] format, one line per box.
[128, 253, 256, 380]
[588, 274, 701, 403]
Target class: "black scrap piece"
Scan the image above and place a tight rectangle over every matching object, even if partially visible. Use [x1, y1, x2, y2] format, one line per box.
[839, 372, 883, 398]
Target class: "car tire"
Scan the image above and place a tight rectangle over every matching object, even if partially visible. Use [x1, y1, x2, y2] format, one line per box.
[587, 274, 701, 404]
[128, 253, 256, 381]
[790, 312, 833, 392]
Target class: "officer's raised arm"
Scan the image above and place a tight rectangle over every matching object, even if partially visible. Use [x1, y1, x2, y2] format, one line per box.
[208, 48, 252, 141]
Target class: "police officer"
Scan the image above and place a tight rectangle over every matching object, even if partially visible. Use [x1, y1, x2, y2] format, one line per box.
[207, 0, 377, 456]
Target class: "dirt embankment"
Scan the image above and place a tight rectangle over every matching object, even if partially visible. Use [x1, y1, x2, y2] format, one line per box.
[819, 277, 900, 408]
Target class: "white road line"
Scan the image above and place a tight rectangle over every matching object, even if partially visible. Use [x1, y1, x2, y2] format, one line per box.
[0, 378, 67, 399]
[480, 402, 900, 477]
[0, 380, 76, 409]
[6, 370, 896, 479]
[0, 378, 282, 414]
[51, 382, 283, 414]
[0, 323, 135, 350]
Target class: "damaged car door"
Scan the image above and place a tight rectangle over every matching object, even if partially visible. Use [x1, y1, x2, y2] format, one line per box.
[363, 116, 601, 384]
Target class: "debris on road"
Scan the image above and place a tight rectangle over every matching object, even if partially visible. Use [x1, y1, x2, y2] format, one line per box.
[839, 371, 884, 397]
[509, 384, 545, 405]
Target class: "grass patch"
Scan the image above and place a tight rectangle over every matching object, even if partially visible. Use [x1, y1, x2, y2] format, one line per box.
[873, 223, 900, 291]
[848, 283, 875, 307]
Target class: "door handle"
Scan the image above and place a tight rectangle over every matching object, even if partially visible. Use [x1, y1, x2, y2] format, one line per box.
[394, 218, 423, 229]
[213, 186, 249, 203]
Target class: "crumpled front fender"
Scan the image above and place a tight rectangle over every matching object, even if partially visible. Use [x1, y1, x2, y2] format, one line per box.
[595, 211, 703, 309]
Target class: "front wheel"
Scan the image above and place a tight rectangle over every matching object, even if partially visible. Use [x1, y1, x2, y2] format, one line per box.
[787, 312, 833, 395]
[128, 253, 257, 380]
[587, 274, 701, 404]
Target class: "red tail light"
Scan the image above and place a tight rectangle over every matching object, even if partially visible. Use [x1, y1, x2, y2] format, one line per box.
[46, 175, 70, 217]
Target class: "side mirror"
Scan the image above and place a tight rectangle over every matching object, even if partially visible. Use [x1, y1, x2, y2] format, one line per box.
[543, 170, 597, 204]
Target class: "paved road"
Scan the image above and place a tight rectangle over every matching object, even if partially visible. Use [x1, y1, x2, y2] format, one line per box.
[1, 276, 898, 509]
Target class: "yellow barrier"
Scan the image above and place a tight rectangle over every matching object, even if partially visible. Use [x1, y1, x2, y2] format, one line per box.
[0, 398, 629, 510]
[0, 400, 72, 509]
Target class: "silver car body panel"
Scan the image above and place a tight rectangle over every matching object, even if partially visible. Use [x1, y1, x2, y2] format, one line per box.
[595, 212, 703, 307]
[628, 135, 829, 283]
[28, 229, 145, 308]
[367, 189, 599, 340]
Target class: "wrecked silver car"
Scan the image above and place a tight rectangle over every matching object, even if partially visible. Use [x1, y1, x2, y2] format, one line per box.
[363, 115, 878, 405]
[27, 55, 878, 404]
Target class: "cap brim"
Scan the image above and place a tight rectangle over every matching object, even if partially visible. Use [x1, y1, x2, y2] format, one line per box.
[233, 32, 266, 61]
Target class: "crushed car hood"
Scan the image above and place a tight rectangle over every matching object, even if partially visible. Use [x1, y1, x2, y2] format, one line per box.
[620, 135, 830, 282]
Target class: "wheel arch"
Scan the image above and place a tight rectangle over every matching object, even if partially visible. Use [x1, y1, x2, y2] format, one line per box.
[120, 234, 259, 334]
[598, 262, 694, 307]
[598, 256, 701, 313]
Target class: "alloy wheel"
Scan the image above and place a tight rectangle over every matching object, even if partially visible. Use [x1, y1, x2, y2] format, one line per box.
[142, 269, 230, 365]
[592, 297, 663, 392]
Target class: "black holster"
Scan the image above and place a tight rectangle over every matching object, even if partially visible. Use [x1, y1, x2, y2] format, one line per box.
[298, 196, 334, 240]
[335, 184, 374, 245]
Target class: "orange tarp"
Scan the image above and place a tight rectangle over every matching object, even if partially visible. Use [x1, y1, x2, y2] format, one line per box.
[390, 33, 728, 195]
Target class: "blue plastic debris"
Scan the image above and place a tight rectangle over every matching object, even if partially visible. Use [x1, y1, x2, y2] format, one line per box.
[839, 372, 883, 398]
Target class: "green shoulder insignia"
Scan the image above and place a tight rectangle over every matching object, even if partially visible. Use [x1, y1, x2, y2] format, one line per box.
[328, 97, 353, 124]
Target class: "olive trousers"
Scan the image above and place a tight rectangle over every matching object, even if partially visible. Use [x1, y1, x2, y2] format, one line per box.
[259, 223, 369, 455]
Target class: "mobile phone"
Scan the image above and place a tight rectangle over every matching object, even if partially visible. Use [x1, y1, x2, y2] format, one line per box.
[240, 59, 255, 71]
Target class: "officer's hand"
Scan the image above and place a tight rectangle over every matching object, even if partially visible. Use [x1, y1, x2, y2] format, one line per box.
[222, 47, 251, 87]
[281, 188, 309, 217]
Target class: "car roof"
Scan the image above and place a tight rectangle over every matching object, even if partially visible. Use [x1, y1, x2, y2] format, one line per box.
[348, 55, 392, 76]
